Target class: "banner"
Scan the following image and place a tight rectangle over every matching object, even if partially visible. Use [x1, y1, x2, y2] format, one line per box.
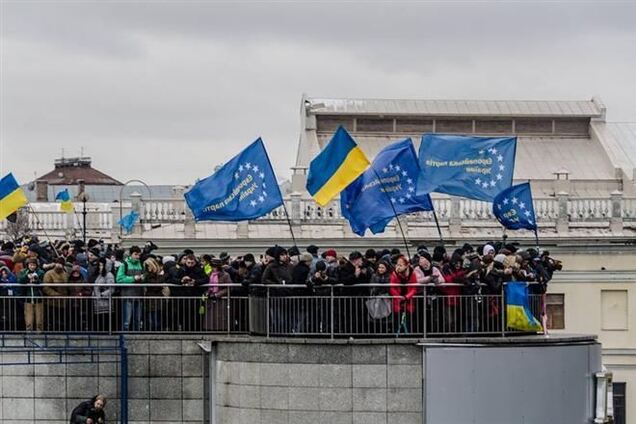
[341, 138, 433, 236]
[185, 138, 283, 221]
[416, 134, 516, 201]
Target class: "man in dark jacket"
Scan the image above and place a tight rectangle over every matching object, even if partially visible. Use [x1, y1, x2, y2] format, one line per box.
[261, 246, 293, 333]
[70, 394, 106, 423]
[335, 251, 371, 335]
[175, 254, 208, 331]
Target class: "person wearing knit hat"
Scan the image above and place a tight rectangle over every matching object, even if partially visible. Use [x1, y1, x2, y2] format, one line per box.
[349, 251, 363, 261]
[18, 256, 45, 332]
[243, 253, 255, 264]
[364, 249, 377, 267]
[482, 244, 495, 257]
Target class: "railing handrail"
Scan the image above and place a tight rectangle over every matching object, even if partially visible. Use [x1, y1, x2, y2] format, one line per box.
[5, 281, 543, 288]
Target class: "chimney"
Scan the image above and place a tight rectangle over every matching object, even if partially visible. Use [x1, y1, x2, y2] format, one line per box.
[35, 180, 48, 202]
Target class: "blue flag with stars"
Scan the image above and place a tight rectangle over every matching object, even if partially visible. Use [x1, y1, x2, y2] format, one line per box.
[416, 134, 516, 202]
[341, 138, 434, 236]
[493, 182, 537, 231]
[184, 138, 284, 221]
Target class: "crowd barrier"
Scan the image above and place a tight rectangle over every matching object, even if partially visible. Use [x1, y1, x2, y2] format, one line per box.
[0, 283, 544, 338]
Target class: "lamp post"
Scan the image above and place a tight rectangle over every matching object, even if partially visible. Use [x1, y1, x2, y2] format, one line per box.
[77, 179, 90, 244]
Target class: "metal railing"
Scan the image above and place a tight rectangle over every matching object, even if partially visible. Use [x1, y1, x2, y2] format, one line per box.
[0, 283, 543, 338]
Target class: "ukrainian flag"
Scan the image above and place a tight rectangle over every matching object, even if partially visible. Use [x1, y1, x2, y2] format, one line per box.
[306, 126, 370, 206]
[505, 282, 543, 332]
[55, 189, 74, 213]
[0, 173, 28, 221]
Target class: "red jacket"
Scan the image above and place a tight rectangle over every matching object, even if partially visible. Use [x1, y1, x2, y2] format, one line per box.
[441, 268, 465, 306]
[389, 268, 418, 314]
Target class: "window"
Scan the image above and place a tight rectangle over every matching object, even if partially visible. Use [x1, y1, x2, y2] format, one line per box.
[601, 290, 628, 330]
[316, 115, 354, 132]
[546, 294, 564, 329]
[613, 382, 626, 424]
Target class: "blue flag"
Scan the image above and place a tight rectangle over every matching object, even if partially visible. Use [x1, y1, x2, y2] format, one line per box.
[341, 138, 434, 236]
[118, 210, 140, 234]
[493, 182, 537, 231]
[184, 138, 283, 221]
[416, 134, 516, 201]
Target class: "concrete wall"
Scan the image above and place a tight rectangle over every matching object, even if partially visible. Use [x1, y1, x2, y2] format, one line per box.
[549, 278, 636, 423]
[0, 336, 207, 423]
[215, 341, 423, 424]
[0, 335, 605, 424]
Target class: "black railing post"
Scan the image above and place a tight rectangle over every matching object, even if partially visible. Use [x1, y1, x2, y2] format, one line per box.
[330, 286, 335, 340]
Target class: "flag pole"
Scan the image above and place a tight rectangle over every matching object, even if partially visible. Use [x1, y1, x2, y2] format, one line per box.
[370, 168, 411, 258]
[262, 143, 298, 250]
[25, 205, 61, 258]
[280, 200, 298, 249]
[431, 206, 444, 244]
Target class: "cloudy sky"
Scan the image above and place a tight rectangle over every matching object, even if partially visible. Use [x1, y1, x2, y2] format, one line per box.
[1, 1, 635, 185]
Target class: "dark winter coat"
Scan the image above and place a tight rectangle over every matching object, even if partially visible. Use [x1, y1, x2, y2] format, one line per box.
[175, 264, 208, 297]
[70, 396, 106, 423]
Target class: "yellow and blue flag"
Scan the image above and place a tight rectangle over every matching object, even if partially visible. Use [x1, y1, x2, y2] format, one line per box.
[306, 126, 370, 206]
[341, 138, 433, 236]
[0, 173, 28, 221]
[416, 134, 516, 202]
[505, 282, 543, 332]
[493, 182, 537, 231]
[55, 189, 74, 214]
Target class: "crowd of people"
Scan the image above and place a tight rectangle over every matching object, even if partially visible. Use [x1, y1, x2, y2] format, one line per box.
[0, 236, 562, 335]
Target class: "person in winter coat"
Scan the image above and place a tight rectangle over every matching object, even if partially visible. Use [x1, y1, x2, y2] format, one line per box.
[70, 394, 107, 423]
[261, 246, 292, 287]
[203, 259, 232, 331]
[174, 254, 208, 331]
[0, 265, 18, 331]
[440, 254, 465, 333]
[336, 251, 371, 296]
[18, 258, 45, 332]
[413, 252, 445, 333]
[389, 256, 418, 334]
[42, 258, 70, 331]
[143, 256, 169, 331]
[116, 246, 145, 331]
[369, 260, 391, 296]
[261, 246, 293, 332]
[93, 258, 115, 331]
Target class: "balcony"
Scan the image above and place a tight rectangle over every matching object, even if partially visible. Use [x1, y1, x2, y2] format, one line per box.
[1, 192, 634, 242]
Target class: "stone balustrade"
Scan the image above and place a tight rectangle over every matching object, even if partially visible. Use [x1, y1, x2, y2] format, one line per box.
[1, 192, 634, 240]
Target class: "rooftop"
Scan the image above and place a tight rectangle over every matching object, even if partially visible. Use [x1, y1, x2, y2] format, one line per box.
[36, 157, 123, 186]
[305, 97, 606, 118]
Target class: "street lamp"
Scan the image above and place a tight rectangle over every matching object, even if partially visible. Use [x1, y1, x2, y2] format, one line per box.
[77, 179, 90, 244]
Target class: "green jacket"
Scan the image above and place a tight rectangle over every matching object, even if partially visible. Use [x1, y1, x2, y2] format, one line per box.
[18, 268, 45, 300]
[116, 256, 144, 296]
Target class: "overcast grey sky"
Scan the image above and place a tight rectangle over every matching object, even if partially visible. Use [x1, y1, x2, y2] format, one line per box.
[1, 1, 635, 185]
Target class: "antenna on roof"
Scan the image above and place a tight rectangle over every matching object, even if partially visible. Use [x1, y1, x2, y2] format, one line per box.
[80, 146, 84, 158]
[61, 148, 65, 159]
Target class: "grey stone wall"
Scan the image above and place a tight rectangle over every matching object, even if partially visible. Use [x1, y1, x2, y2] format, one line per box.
[215, 341, 423, 424]
[0, 336, 207, 424]
[0, 336, 424, 424]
